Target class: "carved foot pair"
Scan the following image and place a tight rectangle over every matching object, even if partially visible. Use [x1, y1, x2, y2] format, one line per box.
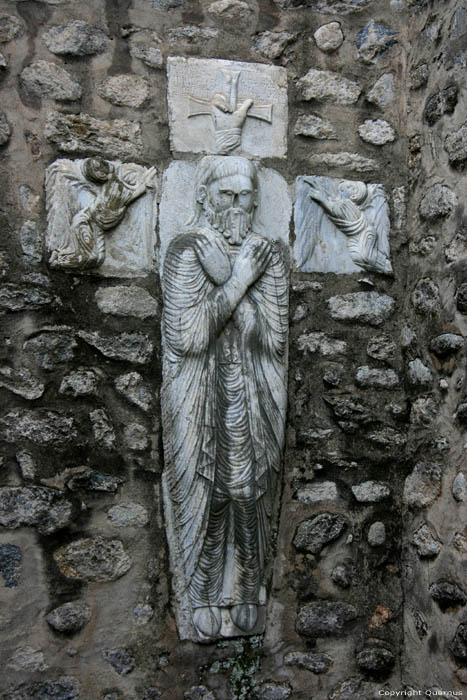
[193, 604, 257, 637]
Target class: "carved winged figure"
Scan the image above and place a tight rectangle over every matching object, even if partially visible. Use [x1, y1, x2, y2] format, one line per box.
[161, 156, 288, 640]
[46, 158, 156, 271]
[297, 176, 392, 276]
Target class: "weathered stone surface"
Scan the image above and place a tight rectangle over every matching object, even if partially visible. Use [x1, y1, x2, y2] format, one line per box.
[252, 31, 295, 59]
[78, 330, 153, 364]
[98, 75, 150, 108]
[308, 151, 378, 172]
[298, 69, 361, 104]
[54, 537, 132, 582]
[114, 372, 153, 411]
[20, 220, 42, 264]
[0, 366, 44, 400]
[167, 26, 218, 43]
[445, 121, 467, 168]
[410, 63, 429, 90]
[324, 395, 372, 426]
[167, 57, 287, 159]
[293, 513, 346, 554]
[452, 472, 467, 502]
[331, 562, 357, 588]
[0, 486, 72, 534]
[410, 397, 438, 427]
[0, 15, 23, 43]
[45, 111, 143, 160]
[90, 409, 116, 449]
[0, 110, 11, 145]
[411, 278, 440, 315]
[412, 524, 441, 558]
[130, 45, 163, 68]
[450, 623, 467, 660]
[294, 114, 336, 140]
[430, 580, 466, 610]
[123, 423, 148, 451]
[403, 462, 442, 509]
[66, 469, 123, 493]
[328, 292, 395, 326]
[457, 284, 467, 313]
[0, 410, 76, 445]
[356, 646, 394, 672]
[255, 682, 292, 700]
[296, 602, 357, 638]
[8, 646, 47, 672]
[355, 366, 399, 389]
[297, 332, 347, 356]
[356, 20, 398, 64]
[274, 0, 374, 10]
[419, 184, 457, 220]
[108, 502, 149, 527]
[366, 334, 396, 362]
[20, 61, 82, 101]
[367, 73, 394, 108]
[407, 358, 432, 387]
[367, 426, 406, 447]
[358, 119, 395, 146]
[284, 650, 333, 674]
[46, 601, 92, 633]
[16, 451, 35, 480]
[207, 0, 251, 20]
[2, 676, 81, 700]
[60, 369, 100, 397]
[0, 284, 52, 312]
[43, 20, 109, 55]
[314, 22, 343, 52]
[368, 521, 386, 546]
[95, 286, 158, 319]
[133, 603, 154, 626]
[430, 333, 464, 357]
[424, 85, 458, 126]
[0, 544, 22, 588]
[352, 481, 391, 503]
[103, 647, 135, 675]
[296, 482, 338, 504]
[184, 688, 214, 700]
[24, 332, 76, 370]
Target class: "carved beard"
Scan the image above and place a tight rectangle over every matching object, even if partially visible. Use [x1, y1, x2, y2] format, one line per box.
[205, 205, 253, 246]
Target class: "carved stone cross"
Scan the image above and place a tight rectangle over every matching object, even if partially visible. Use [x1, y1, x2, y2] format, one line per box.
[187, 69, 273, 154]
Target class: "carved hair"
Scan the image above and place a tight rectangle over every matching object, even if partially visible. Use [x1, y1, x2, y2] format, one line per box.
[187, 155, 258, 227]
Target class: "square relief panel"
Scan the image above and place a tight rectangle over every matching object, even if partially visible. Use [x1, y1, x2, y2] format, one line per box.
[45, 158, 157, 278]
[293, 175, 393, 276]
[167, 57, 288, 159]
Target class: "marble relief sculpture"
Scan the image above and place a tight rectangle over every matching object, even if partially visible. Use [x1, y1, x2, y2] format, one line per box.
[161, 155, 288, 640]
[294, 175, 393, 276]
[46, 158, 157, 275]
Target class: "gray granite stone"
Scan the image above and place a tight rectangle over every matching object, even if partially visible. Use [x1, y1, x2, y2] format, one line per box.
[0, 284, 52, 311]
[103, 647, 135, 675]
[356, 20, 398, 64]
[8, 646, 47, 672]
[54, 537, 132, 582]
[0, 15, 23, 43]
[355, 366, 399, 389]
[43, 20, 108, 55]
[3, 677, 81, 700]
[184, 688, 215, 700]
[0, 111, 11, 145]
[98, 75, 150, 108]
[78, 330, 154, 364]
[45, 111, 143, 160]
[293, 513, 346, 554]
[328, 292, 395, 326]
[411, 278, 440, 315]
[95, 286, 158, 319]
[207, 0, 252, 21]
[15, 451, 35, 480]
[123, 423, 148, 451]
[424, 86, 458, 126]
[450, 624, 467, 660]
[352, 481, 391, 503]
[356, 646, 394, 672]
[0, 544, 22, 588]
[366, 334, 396, 362]
[419, 184, 457, 220]
[407, 358, 432, 387]
[358, 119, 395, 145]
[130, 45, 163, 68]
[0, 366, 44, 400]
[21, 61, 82, 101]
[430, 333, 464, 357]
[59, 369, 100, 397]
[412, 524, 441, 558]
[367, 73, 394, 107]
[0, 486, 72, 534]
[296, 601, 357, 638]
[20, 220, 42, 263]
[314, 22, 343, 52]
[430, 580, 466, 610]
[296, 332, 347, 356]
[255, 682, 292, 700]
[24, 332, 76, 370]
[445, 121, 467, 168]
[108, 502, 149, 527]
[298, 68, 361, 104]
[410, 63, 429, 90]
[133, 603, 154, 626]
[0, 410, 76, 445]
[167, 26, 218, 44]
[404, 462, 442, 509]
[294, 114, 336, 140]
[252, 31, 295, 59]
[307, 152, 378, 172]
[452, 472, 467, 502]
[46, 601, 92, 633]
[284, 650, 333, 673]
[90, 409, 116, 449]
[368, 521, 386, 546]
[114, 372, 153, 411]
[66, 470, 123, 493]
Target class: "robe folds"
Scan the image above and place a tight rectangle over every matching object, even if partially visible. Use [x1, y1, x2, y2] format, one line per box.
[161, 227, 288, 608]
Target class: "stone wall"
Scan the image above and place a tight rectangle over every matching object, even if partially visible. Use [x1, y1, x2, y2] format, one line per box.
[0, 0, 465, 699]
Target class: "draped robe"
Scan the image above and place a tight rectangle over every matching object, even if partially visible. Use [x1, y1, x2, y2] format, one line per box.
[162, 228, 288, 613]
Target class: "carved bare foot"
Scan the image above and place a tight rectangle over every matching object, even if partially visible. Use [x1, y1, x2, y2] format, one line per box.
[193, 606, 222, 637]
[230, 604, 257, 632]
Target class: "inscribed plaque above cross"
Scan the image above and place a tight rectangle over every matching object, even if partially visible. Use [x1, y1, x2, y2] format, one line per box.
[167, 57, 288, 158]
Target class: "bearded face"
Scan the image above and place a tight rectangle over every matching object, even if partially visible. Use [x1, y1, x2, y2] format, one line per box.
[202, 173, 257, 245]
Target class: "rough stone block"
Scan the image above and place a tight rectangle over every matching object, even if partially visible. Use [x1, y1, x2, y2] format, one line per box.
[298, 68, 361, 104]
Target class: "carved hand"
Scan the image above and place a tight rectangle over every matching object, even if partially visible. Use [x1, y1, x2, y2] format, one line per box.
[233, 296, 257, 336]
[194, 235, 231, 285]
[232, 238, 272, 289]
[211, 98, 253, 132]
